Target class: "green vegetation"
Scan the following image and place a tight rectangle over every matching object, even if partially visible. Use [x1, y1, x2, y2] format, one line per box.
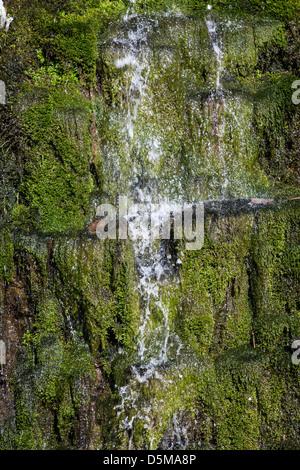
[18, 84, 95, 233]
[0, 0, 299, 451]
[131, 0, 300, 23]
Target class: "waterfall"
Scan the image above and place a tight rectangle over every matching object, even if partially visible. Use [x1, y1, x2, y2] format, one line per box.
[205, 14, 229, 195]
[114, 16, 152, 142]
[0, 0, 13, 31]
[205, 16, 223, 91]
[106, 12, 185, 450]
[98, 8, 269, 450]
[0, 0, 298, 452]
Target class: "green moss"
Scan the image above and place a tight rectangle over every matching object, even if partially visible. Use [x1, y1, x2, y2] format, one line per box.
[178, 214, 253, 357]
[13, 0, 126, 86]
[0, 226, 14, 282]
[10, 205, 31, 230]
[250, 204, 300, 352]
[52, 235, 139, 359]
[17, 84, 95, 233]
[8, 286, 95, 449]
[0, 0, 299, 451]
[11, 336, 95, 449]
[211, 347, 263, 449]
[252, 74, 300, 186]
[207, 346, 300, 450]
[0, 0, 127, 235]
[214, 0, 300, 22]
[129, 0, 300, 23]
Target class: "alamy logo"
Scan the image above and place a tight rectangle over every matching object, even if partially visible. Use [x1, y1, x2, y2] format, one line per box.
[0, 80, 6, 105]
[0, 340, 6, 366]
[291, 340, 300, 365]
[95, 197, 204, 250]
[292, 80, 300, 105]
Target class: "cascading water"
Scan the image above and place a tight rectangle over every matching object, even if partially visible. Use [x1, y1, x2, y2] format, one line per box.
[108, 11, 185, 450]
[0, 0, 13, 31]
[0, 0, 295, 453]
[97, 6, 272, 449]
[205, 17, 223, 91]
[205, 15, 229, 195]
[114, 16, 151, 141]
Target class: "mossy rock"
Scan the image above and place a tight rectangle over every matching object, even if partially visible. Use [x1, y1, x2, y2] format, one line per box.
[16, 84, 96, 233]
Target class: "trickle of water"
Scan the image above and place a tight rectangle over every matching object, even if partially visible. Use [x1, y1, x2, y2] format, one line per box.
[113, 14, 155, 143]
[114, 193, 183, 448]
[0, 0, 13, 31]
[108, 10, 184, 449]
[169, 411, 190, 450]
[205, 17, 223, 90]
[102, 10, 260, 449]
[205, 16, 229, 195]
[129, 210, 175, 375]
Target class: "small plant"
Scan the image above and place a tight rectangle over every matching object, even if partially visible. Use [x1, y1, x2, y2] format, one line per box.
[22, 330, 33, 347]
[24, 49, 79, 87]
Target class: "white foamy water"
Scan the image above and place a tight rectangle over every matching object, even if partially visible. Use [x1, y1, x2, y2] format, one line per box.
[0, 0, 13, 31]
[205, 17, 223, 90]
[108, 12, 185, 449]
[113, 15, 154, 142]
[102, 10, 255, 449]
[115, 194, 183, 449]
[205, 16, 230, 195]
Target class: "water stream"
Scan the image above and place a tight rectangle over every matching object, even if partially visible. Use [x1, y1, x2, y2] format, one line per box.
[0, 0, 297, 453]
[0, 0, 13, 31]
[109, 10, 184, 449]
[205, 15, 229, 195]
[100, 7, 261, 449]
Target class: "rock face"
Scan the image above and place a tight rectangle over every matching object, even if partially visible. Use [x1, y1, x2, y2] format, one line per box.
[0, 0, 300, 451]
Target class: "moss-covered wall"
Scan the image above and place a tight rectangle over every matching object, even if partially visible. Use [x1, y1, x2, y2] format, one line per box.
[3, 203, 299, 450]
[0, 0, 299, 451]
[97, 11, 300, 201]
